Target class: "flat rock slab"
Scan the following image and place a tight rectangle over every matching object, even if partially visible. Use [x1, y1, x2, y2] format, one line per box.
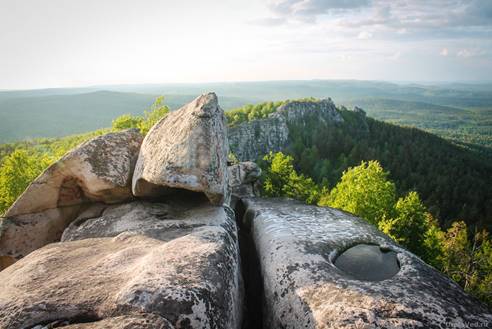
[62, 199, 233, 242]
[31, 314, 174, 329]
[0, 204, 241, 329]
[241, 198, 492, 329]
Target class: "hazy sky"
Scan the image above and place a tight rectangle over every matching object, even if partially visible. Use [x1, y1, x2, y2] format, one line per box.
[1, 0, 491, 89]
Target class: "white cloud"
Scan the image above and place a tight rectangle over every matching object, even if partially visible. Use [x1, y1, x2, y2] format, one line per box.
[389, 51, 401, 60]
[457, 48, 486, 58]
[357, 31, 373, 39]
[440, 48, 448, 56]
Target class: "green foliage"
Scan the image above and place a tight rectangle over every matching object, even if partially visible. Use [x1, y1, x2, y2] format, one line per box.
[0, 97, 170, 214]
[0, 149, 52, 214]
[421, 214, 446, 268]
[111, 96, 169, 135]
[318, 160, 395, 225]
[344, 98, 492, 152]
[112, 114, 142, 131]
[226, 101, 285, 126]
[283, 105, 492, 229]
[440, 222, 492, 307]
[228, 152, 239, 165]
[226, 98, 323, 126]
[138, 96, 169, 135]
[378, 191, 429, 254]
[261, 152, 320, 204]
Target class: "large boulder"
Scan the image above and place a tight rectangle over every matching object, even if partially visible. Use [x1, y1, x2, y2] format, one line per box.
[0, 203, 242, 329]
[132, 93, 229, 205]
[0, 129, 143, 263]
[239, 198, 492, 328]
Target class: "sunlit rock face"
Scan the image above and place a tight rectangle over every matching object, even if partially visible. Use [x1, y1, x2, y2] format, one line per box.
[239, 198, 492, 329]
[0, 201, 242, 329]
[132, 93, 229, 206]
[227, 98, 344, 162]
[0, 129, 142, 262]
[228, 116, 289, 162]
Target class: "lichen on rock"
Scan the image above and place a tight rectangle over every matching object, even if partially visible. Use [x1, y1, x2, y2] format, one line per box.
[132, 93, 229, 205]
[239, 197, 492, 328]
[0, 129, 143, 263]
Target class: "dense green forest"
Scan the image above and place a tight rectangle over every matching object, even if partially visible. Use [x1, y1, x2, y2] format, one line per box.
[344, 98, 492, 154]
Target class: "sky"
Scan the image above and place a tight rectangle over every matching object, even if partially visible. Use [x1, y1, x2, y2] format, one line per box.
[1, 0, 491, 89]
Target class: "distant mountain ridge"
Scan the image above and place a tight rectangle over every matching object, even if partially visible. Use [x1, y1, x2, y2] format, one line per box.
[0, 80, 491, 149]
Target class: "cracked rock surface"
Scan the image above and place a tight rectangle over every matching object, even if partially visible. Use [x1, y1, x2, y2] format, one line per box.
[0, 202, 242, 329]
[240, 197, 492, 329]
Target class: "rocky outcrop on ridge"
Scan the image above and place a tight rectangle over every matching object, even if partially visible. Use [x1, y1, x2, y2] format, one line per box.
[276, 98, 343, 124]
[228, 98, 343, 161]
[0, 129, 143, 261]
[228, 115, 288, 162]
[238, 197, 492, 328]
[132, 93, 229, 205]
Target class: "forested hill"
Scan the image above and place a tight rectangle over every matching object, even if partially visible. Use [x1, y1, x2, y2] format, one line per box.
[226, 100, 492, 230]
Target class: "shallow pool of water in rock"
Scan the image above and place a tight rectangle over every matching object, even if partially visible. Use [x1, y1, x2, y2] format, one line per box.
[334, 244, 400, 281]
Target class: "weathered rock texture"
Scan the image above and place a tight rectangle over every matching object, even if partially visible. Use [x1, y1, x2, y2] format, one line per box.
[132, 93, 229, 205]
[62, 198, 231, 242]
[0, 201, 242, 329]
[228, 99, 343, 161]
[276, 98, 343, 124]
[239, 198, 492, 329]
[31, 314, 174, 329]
[228, 116, 288, 162]
[228, 161, 261, 206]
[0, 129, 142, 262]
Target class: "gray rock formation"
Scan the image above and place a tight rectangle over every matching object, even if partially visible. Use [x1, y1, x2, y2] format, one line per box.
[228, 116, 289, 162]
[276, 98, 343, 124]
[132, 93, 229, 205]
[228, 98, 343, 161]
[238, 198, 492, 329]
[228, 161, 261, 207]
[0, 203, 242, 329]
[31, 314, 174, 329]
[62, 198, 231, 242]
[0, 129, 142, 263]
